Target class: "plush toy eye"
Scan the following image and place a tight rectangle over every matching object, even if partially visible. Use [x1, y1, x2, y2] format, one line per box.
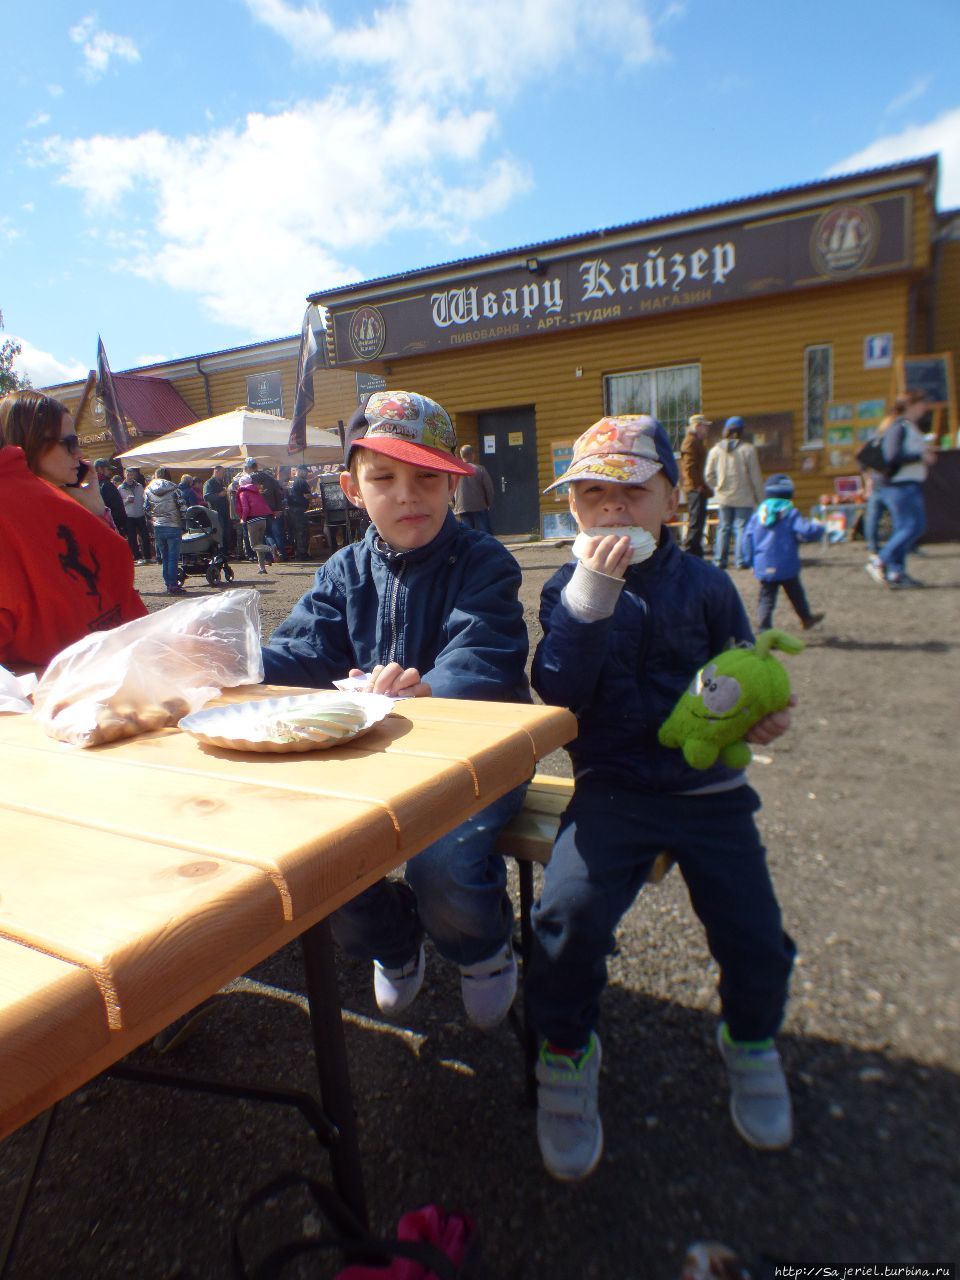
[700, 673, 741, 714]
[691, 662, 718, 696]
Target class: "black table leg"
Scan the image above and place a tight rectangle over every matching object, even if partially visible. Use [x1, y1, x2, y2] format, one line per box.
[300, 919, 368, 1229]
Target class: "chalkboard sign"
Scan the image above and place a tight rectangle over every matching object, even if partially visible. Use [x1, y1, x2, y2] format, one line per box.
[896, 354, 950, 404]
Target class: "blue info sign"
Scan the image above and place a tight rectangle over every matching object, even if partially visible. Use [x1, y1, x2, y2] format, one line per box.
[864, 333, 893, 369]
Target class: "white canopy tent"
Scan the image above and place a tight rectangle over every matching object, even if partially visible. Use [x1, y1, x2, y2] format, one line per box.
[116, 408, 343, 470]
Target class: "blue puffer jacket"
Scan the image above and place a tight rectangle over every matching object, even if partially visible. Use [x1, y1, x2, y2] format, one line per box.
[741, 501, 824, 581]
[533, 535, 752, 792]
[262, 511, 530, 702]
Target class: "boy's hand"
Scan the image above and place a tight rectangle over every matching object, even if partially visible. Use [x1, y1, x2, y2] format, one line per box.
[746, 695, 797, 746]
[579, 534, 632, 580]
[348, 664, 432, 698]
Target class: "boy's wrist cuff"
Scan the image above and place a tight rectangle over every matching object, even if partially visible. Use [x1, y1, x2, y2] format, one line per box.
[562, 561, 625, 621]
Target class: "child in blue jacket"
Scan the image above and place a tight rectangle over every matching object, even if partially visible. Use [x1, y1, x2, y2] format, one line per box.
[741, 474, 825, 631]
[529, 416, 796, 1183]
[262, 391, 529, 1030]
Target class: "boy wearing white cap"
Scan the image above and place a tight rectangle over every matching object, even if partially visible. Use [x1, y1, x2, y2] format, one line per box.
[263, 391, 529, 1029]
[528, 415, 796, 1181]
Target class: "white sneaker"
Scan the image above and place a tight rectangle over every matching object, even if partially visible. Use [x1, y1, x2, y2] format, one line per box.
[536, 1033, 603, 1181]
[717, 1022, 793, 1150]
[373, 945, 425, 1016]
[864, 557, 887, 586]
[459, 942, 517, 1029]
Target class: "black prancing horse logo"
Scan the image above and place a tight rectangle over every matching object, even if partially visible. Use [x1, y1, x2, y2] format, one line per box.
[56, 524, 102, 608]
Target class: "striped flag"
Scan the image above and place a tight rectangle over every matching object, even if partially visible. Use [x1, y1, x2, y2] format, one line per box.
[96, 336, 131, 452]
[287, 305, 328, 454]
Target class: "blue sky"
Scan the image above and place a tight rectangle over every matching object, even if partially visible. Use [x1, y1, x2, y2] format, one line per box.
[4, 0, 960, 387]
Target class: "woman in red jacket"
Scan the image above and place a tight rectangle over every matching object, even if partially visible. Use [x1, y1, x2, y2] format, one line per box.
[0, 390, 146, 670]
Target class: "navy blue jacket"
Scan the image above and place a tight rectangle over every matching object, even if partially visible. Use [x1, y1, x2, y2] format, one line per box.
[533, 535, 752, 792]
[741, 501, 824, 582]
[262, 511, 530, 702]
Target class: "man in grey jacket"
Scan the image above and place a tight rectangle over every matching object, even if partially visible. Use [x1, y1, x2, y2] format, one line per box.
[144, 467, 187, 595]
[452, 444, 495, 533]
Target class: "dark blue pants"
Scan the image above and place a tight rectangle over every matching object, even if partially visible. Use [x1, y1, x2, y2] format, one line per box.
[756, 575, 812, 630]
[527, 781, 795, 1048]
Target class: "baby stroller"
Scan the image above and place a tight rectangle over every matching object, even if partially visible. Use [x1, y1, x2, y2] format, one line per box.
[177, 505, 235, 587]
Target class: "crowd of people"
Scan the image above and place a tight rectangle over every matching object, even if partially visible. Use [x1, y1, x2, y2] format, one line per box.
[0, 381, 941, 1188]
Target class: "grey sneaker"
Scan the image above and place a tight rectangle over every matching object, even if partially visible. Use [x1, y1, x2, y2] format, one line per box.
[536, 1033, 603, 1181]
[373, 944, 425, 1016]
[717, 1023, 793, 1150]
[459, 941, 517, 1029]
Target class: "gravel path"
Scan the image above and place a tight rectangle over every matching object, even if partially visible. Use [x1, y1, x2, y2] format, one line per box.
[2, 538, 957, 1279]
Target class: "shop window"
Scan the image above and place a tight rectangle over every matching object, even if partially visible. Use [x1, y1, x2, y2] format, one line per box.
[804, 344, 832, 445]
[604, 363, 701, 450]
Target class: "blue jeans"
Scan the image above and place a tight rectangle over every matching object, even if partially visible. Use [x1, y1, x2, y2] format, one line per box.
[878, 481, 925, 576]
[265, 514, 286, 555]
[714, 505, 753, 569]
[153, 525, 183, 591]
[863, 487, 888, 554]
[331, 783, 527, 968]
[526, 781, 795, 1048]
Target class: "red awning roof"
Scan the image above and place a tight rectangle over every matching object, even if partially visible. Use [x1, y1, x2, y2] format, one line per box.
[115, 374, 199, 437]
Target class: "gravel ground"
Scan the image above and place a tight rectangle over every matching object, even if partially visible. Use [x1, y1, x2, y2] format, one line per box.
[2, 537, 958, 1279]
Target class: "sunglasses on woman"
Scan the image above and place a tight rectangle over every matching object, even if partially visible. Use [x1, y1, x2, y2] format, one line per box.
[50, 433, 81, 453]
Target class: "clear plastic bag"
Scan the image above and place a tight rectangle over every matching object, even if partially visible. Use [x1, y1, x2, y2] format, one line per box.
[32, 589, 264, 747]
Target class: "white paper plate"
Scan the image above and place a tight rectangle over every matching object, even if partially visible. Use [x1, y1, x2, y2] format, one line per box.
[179, 692, 394, 753]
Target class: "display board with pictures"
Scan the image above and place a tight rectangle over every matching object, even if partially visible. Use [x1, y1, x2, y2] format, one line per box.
[823, 399, 886, 474]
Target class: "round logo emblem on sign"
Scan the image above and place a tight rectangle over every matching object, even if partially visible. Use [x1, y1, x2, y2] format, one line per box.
[811, 204, 879, 277]
[349, 306, 387, 360]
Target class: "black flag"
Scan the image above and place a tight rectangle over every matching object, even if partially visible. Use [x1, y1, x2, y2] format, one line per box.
[96, 336, 131, 453]
[287, 305, 328, 455]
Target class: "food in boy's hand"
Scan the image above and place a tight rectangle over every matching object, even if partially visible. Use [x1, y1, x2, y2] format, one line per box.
[658, 629, 804, 769]
[572, 526, 657, 565]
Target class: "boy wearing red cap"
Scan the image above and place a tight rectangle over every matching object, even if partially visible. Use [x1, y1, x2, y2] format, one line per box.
[263, 391, 529, 1029]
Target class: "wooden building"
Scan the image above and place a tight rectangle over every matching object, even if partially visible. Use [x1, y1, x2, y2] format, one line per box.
[45, 334, 357, 461]
[312, 154, 958, 537]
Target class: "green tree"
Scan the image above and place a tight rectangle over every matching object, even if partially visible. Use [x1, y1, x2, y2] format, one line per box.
[0, 309, 31, 394]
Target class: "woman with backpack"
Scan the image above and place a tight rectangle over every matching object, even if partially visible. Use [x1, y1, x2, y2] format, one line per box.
[864, 390, 937, 589]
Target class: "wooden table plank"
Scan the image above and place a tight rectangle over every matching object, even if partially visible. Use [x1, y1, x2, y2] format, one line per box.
[0, 940, 110, 1141]
[0, 812, 283, 1032]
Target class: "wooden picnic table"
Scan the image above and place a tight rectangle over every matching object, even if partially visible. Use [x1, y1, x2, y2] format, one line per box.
[0, 687, 575, 1232]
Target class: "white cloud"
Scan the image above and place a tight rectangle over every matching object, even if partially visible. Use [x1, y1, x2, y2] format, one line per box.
[69, 14, 140, 81]
[244, 0, 664, 96]
[41, 0, 667, 337]
[0, 217, 19, 243]
[9, 335, 88, 388]
[44, 97, 529, 334]
[47, 83, 64, 98]
[27, 112, 51, 129]
[827, 106, 960, 208]
[884, 76, 932, 117]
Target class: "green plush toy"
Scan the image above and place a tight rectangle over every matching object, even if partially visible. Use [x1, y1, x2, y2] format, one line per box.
[658, 629, 804, 769]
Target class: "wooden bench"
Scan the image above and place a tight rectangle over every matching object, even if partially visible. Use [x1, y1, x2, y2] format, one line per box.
[496, 774, 674, 1099]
